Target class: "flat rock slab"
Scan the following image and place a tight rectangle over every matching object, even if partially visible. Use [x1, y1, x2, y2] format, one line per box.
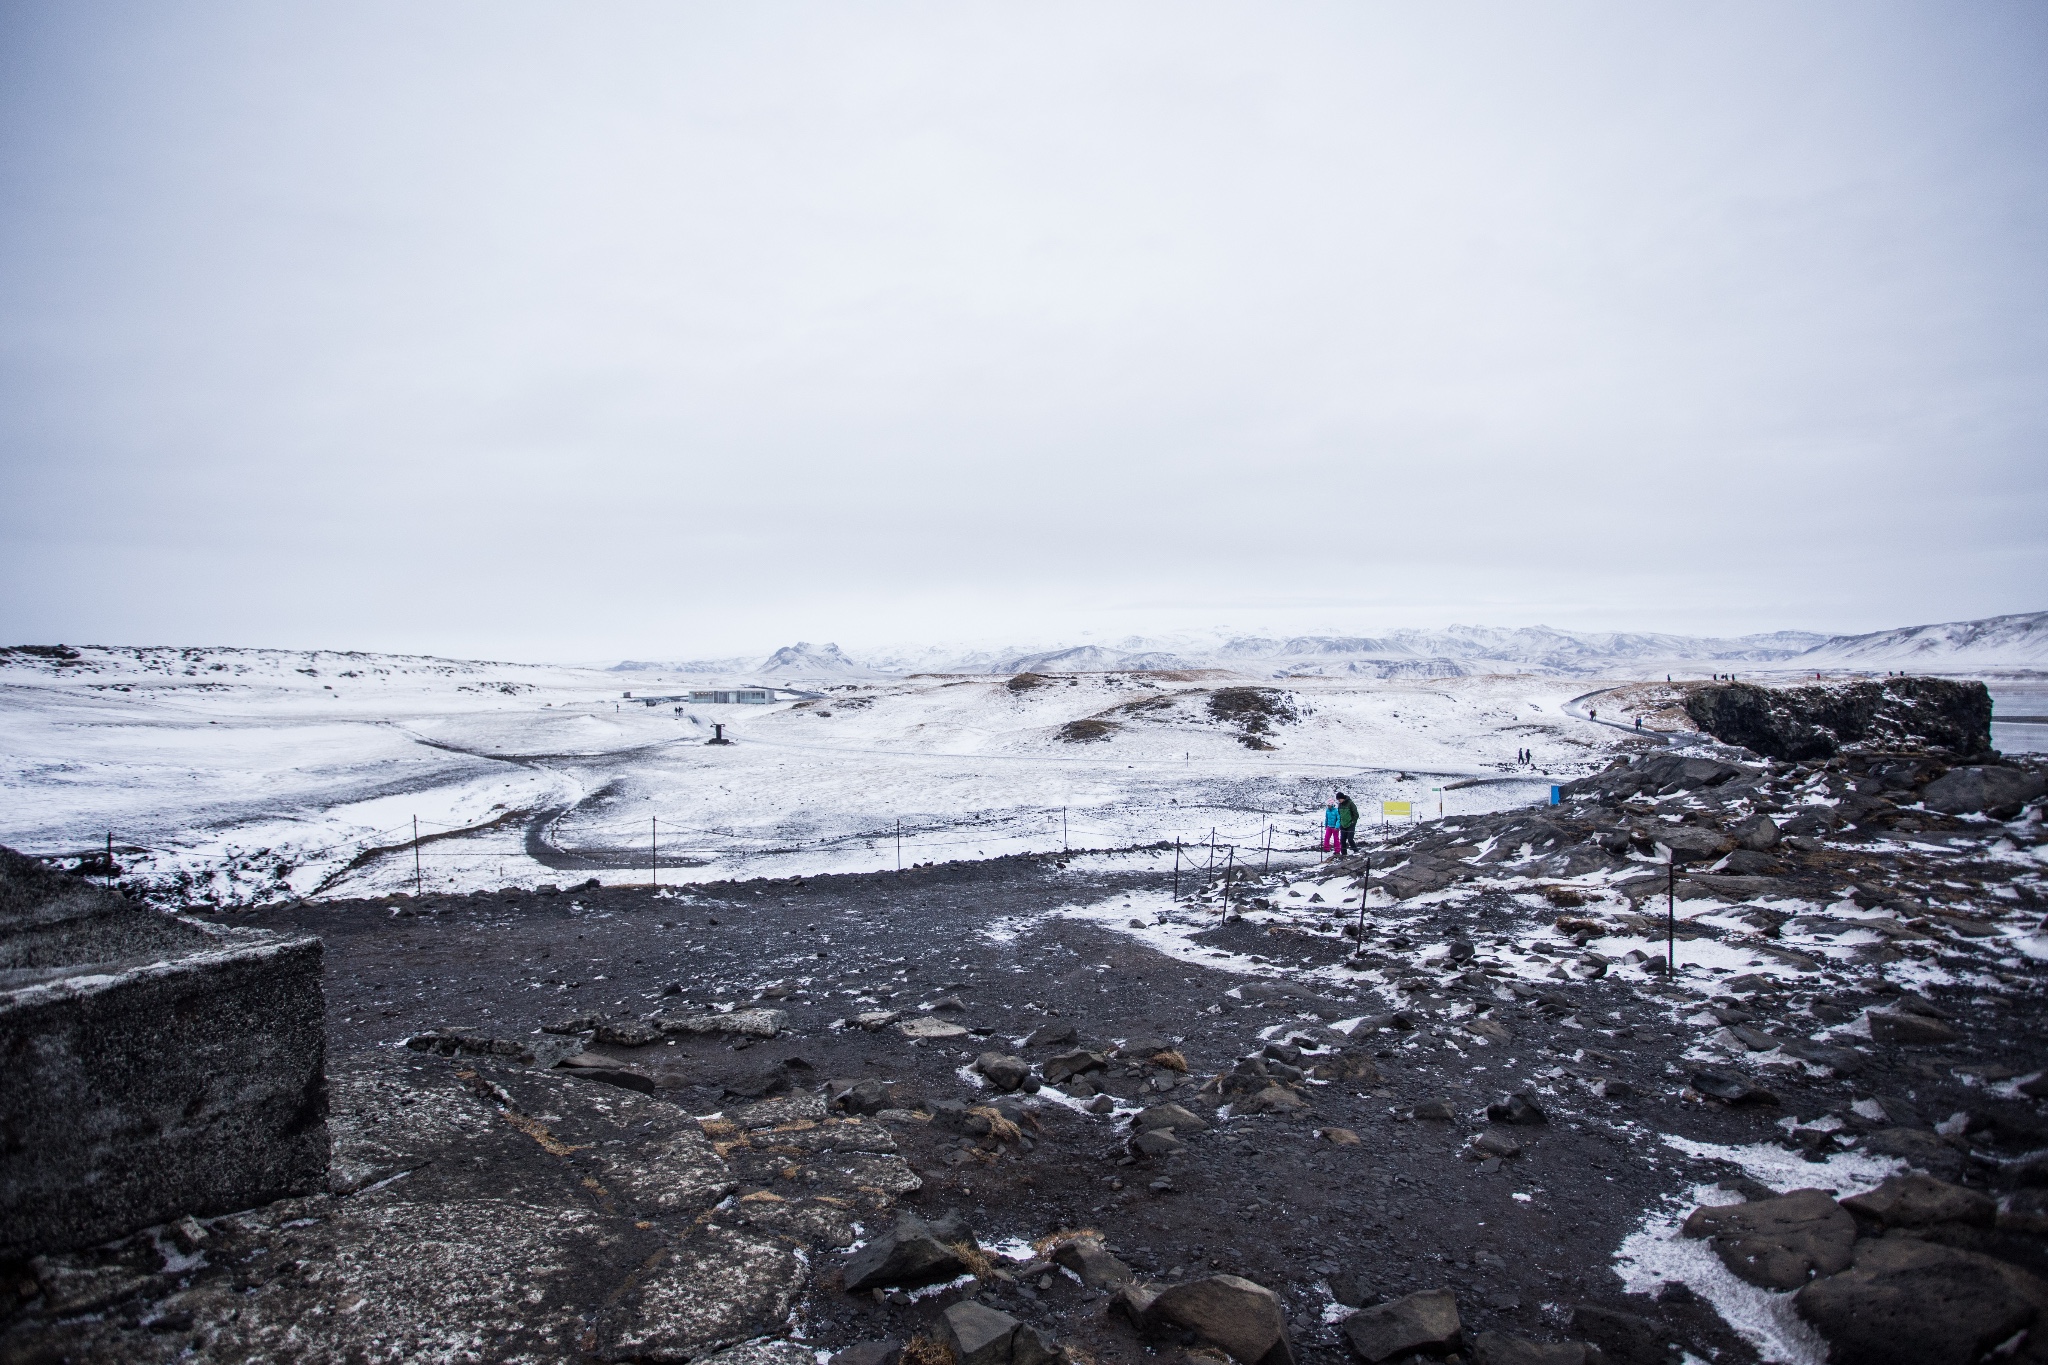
[731, 1092, 830, 1127]
[898, 1016, 970, 1040]
[607, 1222, 808, 1361]
[1682, 1189, 1855, 1290]
[664, 1008, 789, 1038]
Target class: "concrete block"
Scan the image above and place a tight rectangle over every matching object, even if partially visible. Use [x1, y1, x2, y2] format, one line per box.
[1, 847, 327, 1257]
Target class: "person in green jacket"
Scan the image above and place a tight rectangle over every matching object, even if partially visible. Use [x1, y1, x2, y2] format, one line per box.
[1335, 792, 1360, 854]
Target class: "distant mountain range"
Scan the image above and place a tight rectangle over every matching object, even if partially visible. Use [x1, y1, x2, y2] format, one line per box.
[609, 610, 2047, 680]
[1790, 611, 2048, 670]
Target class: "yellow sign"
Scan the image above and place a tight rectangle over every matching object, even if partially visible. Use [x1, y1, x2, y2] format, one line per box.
[1382, 801, 1412, 816]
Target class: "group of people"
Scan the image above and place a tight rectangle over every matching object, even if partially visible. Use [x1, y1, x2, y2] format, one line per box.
[1320, 792, 1359, 855]
[1515, 747, 1534, 764]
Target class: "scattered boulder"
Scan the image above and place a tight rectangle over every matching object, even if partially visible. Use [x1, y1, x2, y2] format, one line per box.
[1794, 1236, 2048, 1365]
[1411, 1099, 1457, 1122]
[830, 1078, 909, 1116]
[1486, 1093, 1546, 1126]
[1840, 1174, 1996, 1229]
[1688, 1067, 1776, 1105]
[1726, 1025, 1778, 1052]
[1052, 1235, 1135, 1289]
[1920, 765, 2046, 819]
[1237, 1085, 1309, 1116]
[1868, 1011, 1962, 1046]
[1124, 1274, 1295, 1365]
[1731, 815, 1781, 851]
[1469, 1130, 1522, 1160]
[940, 1301, 1023, 1365]
[1653, 827, 1736, 861]
[831, 1341, 905, 1365]
[1132, 1130, 1184, 1157]
[1341, 1287, 1461, 1363]
[1681, 1189, 1855, 1290]
[1136, 1103, 1210, 1135]
[975, 1053, 1033, 1092]
[1464, 1017, 1512, 1045]
[1011, 1325, 1062, 1365]
[840, 1213, 967, 1292]
[1043, 1049, 1108, 1084]
[1326, 1272, 1372, 1308]
[1026, 1020, 1079, 1048]
[1309, 1051, 1382, 1084]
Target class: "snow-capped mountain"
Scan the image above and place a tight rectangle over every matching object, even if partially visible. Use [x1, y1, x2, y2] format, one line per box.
[757, 641, 867, 675]
[726, 612, 2044, 679]
[1790, 611, 2048, 670]
[743, 626, 1838, 679]
[239, 611, 2026, 685]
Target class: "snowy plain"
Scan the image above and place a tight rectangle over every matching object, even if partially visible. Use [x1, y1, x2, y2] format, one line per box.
[3, 630, 2040, 906]
[3, 646, 1625, 905]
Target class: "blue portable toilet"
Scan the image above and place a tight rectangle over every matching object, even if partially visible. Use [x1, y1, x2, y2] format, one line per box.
[1549, 785, 1561, 806]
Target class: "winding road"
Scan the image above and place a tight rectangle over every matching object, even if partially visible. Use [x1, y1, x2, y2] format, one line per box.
[1560, 686, 1696, 747]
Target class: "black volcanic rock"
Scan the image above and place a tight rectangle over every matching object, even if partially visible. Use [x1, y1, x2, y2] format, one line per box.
[1683, 678, 1993, 761]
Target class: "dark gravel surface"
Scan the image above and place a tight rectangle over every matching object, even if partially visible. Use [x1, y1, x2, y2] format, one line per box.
[234, 837, 2048, 1365]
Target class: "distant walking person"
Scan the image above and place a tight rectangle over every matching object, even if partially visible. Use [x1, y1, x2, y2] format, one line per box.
[1336, 792, 1360, 855]
[1321, 803, 1340, 855]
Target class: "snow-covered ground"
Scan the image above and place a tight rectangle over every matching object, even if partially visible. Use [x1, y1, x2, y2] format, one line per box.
[3, 646, 1622, 905]
[8, 638, 2041, 904]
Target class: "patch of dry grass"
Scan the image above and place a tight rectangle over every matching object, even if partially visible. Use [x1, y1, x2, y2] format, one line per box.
[901, 1335, 957, 1365]
[967, 1105, 1023, 1143]
[1031, 1228, 1101, 1254]
[949, 1241, 1001, 1280]
[1148, 1049, 1188, 1072]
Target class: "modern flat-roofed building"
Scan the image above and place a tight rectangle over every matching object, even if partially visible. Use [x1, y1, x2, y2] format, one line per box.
[688, 688, 776, 704]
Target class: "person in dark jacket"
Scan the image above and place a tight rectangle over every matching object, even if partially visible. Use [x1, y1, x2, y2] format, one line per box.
[1335, 792, 1360, 854]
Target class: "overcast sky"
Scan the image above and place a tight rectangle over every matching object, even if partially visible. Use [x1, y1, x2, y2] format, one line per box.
[2, 2, 2043, 662]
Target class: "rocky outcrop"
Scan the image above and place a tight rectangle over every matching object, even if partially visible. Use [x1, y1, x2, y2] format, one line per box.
[1682, 677, 1993, 761]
